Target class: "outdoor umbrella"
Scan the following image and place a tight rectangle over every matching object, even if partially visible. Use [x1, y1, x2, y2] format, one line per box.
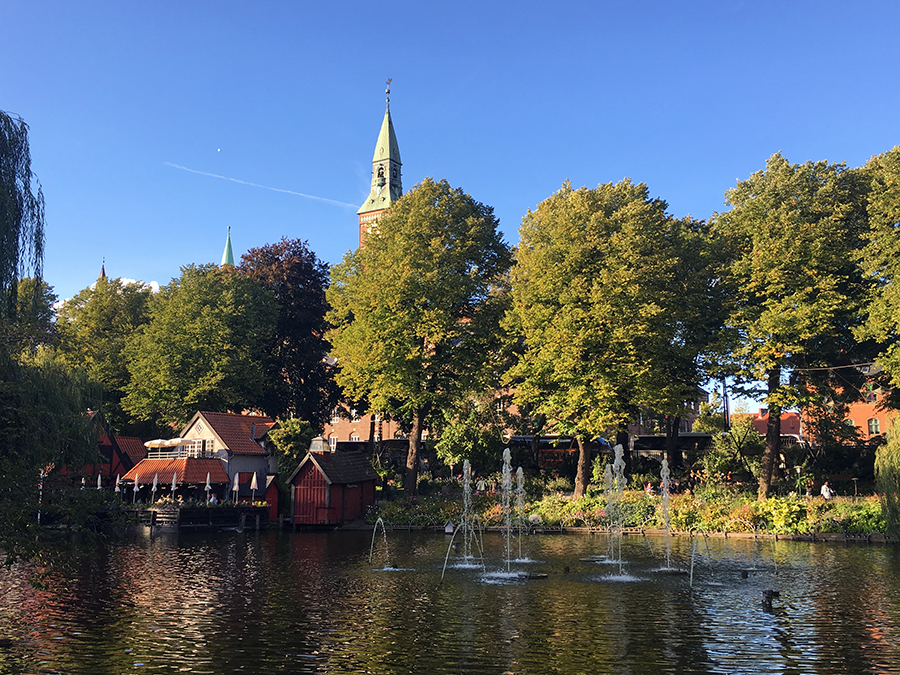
[232, 473, 239, 501]
[115, 474, 121, 494]
[250, 472, 258, 502]
[97, 473, 102, 490]
[133, 475, 139, 504]
[205, 472, 211, 502]
[152, 473, 158, 502]
[171, 471, 177, 495]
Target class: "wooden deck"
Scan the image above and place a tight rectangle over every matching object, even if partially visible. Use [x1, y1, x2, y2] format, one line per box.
[135, 506, 270, 532]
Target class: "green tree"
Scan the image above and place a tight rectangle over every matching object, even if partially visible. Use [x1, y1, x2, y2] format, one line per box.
[857, 147, 900, 389]
[122, 264, 277, 429]
[1, 111, 44, 345]
[691, 390, 728, 434]
[0, 113, 109, 566]
[712, 153, 870, 498]
[0, 348, 102, 564]
[56, 276, 152, 433]
[267, 417, 315, 499]
[15, 276, 56, 349]
[327, 178, 511, 494]
[876, 427, 900, 536]
[240, 238, 336, 429]
[507, 180, 720, 496]
[433, 393, 516, 471]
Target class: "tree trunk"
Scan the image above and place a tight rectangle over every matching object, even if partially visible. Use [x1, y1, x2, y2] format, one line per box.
[530, 413, 545, 466]
[367, 416, 376, 455]
[758, 367, 782, 499]
[405, 411, 422, 496]
[573, 435, 590, 498]
[665, 415, 682, 470]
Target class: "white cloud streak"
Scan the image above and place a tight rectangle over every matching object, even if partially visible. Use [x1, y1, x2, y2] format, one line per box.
[165, 162, 358, 209]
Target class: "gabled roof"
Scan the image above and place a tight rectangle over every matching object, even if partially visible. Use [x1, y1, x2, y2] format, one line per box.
[288, 450, 378, 485]
[123, 458, 230, 485]
[117, 436, 147, 463]
[183, 411, 275, 456]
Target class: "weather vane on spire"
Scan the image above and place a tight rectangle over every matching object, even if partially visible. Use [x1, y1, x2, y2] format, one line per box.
[385, 78, 392, 104]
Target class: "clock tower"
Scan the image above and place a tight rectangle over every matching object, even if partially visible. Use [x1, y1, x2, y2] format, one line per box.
[357, 80, 402, 245]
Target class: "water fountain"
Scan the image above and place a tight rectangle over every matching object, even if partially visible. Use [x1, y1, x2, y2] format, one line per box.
[441, 460, 485, 581]
[502, 447, 513, 572]
[659, 458, 675, 571]
[515, 466, 526, 562]
[369, 516, 391, 569]
[609, 444, 627, 574]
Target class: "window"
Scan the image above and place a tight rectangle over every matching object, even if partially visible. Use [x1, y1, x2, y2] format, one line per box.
[350, 408, 361, 423]
[374, 413, 383, 422]
[373, 432, 381, 442]
[330, 408, 340, 424]
[350, 435, 360, 442]
[844, 419, 856, 428]
[868, 418, 881, 435]
[329, 435, 337, 450]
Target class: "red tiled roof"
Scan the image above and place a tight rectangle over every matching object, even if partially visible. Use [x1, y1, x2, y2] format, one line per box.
[116, 436, 147, 463]
[194, 411, 274, 456]
[122, 458, 230, 485]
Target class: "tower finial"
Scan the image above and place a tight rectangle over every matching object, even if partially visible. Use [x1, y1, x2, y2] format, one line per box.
[385, 78, 392, 104]
[100, 257, 107, 279]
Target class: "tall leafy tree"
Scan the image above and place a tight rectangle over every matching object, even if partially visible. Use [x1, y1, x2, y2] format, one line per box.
[327, 178, 511, 494]
[0, 111, 44, 344]
[56, 276, 152, 433]
[857, 147, 900, 515]
[122, 264, 277, 428]
[0, 349, 102, 564]
[712, 153, 870, 498]
[507, 180, 719, 496]
[857, 147, 900, 385]
[240, 238, 336, 429]
[15, 276, 56, 349]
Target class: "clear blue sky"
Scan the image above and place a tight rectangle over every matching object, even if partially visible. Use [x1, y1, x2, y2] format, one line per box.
[3, 1, 899, 302]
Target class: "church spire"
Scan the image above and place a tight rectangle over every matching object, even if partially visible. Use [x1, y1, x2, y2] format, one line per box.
[221, 226, 234, 266]
[99, 258, 106, 279]
[358, 79, 402, 245]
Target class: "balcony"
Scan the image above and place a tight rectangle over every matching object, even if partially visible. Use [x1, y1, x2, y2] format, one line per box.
[144, 438, 217, 460]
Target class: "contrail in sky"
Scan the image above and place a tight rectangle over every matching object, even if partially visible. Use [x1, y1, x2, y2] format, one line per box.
[165, 162, 357, 209]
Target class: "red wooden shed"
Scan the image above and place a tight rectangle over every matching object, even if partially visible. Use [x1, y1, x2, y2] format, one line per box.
[288, 448, 378, 526]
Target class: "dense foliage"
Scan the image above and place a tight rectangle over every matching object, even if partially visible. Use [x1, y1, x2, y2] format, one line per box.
[240, 238, 336, 428]
[55, 276, 152, 434]
[122, 264, 277, 428]
[327, 178, 511, 494]
[507, 180, 722, 495]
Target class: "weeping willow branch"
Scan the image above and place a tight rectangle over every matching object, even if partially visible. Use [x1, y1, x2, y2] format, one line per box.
[0, 110, 45, 322]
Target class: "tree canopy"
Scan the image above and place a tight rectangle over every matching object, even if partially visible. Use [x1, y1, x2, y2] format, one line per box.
[327, 178, 511, 493]
[240, 238, 336, 429]
[507, 180, 721, 496]
[712, 153, 870, 497]
[122, 264, 277, 429]
[55, 276, 152, 433]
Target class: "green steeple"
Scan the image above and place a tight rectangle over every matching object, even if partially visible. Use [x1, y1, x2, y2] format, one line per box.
[221, 226, 234, 266]
[358, 82, 402, 219]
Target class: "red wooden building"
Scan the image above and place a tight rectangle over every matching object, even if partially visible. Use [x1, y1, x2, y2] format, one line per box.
[288, 440, 378, 526]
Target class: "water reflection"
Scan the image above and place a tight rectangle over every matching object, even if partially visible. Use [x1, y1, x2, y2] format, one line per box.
[1, 531, 899, 674]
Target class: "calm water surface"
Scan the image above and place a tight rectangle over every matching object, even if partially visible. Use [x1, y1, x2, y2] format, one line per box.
[0, 528, 899, 674]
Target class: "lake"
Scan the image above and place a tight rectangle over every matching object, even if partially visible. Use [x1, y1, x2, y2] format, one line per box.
[1, 528, 898, 674]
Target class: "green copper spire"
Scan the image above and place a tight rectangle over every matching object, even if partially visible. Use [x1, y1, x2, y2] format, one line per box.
[221, 226, 234, 266]
[358, 80, 402, 218]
